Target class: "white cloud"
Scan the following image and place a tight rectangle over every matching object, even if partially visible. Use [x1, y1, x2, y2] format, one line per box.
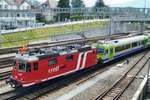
[83, 0, 97, 7]
[104, 0, 134, 6]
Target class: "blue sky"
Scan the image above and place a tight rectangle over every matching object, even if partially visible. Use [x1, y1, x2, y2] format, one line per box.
[38, 0, 150, 8]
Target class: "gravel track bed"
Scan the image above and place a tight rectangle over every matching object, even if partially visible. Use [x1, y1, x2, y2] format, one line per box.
[118, 59, 149, 100]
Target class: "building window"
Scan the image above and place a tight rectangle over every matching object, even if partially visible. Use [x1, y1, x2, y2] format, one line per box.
[0, 5, 2, 9]
[17, 6, 20, 9]
[6, 13, 9, 17]
[5, 5, 8, 9]
[10, 13, 14, 17]
[22, 6, 25, 10]
[22, 13, 25, 17]
[27, 6, 30, 9]
[17, 14, 20, 17]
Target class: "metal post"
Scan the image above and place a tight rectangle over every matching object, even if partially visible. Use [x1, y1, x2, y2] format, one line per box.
[148, 60, 150, 79]
[108, 8, 112, 37]
[0, 21, 2, 48]
[144, 0, 147, 18]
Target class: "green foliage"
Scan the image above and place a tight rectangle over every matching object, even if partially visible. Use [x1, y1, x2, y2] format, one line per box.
[95, 0, 105, 7]
[57, 0, 70, 8]
[70, 14, 84, 20]
[71, 0, 85, 8]
[36, 13, 46, 23]
[57, 0, 70, 21]
[1, 21, 108, 47]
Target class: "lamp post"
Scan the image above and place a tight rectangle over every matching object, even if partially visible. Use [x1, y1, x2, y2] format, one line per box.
[144, 0, 147, 18]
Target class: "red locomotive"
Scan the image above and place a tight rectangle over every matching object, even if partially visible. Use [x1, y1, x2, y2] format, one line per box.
[6, 45, 97, 87]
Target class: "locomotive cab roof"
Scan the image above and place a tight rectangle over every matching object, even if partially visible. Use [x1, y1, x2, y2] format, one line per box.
[15, 45, 93, 62]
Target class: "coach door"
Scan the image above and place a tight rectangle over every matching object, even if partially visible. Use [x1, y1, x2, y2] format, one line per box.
[109, 47, 115, 59]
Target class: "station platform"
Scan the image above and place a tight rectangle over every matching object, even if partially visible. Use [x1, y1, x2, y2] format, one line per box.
[145, 92, 150, 100]
[131, 75, 150, 100]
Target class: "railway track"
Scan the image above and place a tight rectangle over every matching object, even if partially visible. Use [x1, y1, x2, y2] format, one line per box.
[94, 51, 150, 100]
[0, 50, 146, 100]
[0, 33, 131, 55]
[0, 57, 13, 81]
[0, 71, 11, 81]
[0, 57, 13, 67]
[0, 63, 109, 100]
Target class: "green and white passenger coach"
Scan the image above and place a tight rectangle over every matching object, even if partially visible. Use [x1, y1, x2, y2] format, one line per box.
[93, 34, 150, 63]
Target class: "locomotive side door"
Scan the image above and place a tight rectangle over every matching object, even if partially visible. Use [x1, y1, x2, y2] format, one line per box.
[31, 62, 39, 82]
[65, 54, 76, 71]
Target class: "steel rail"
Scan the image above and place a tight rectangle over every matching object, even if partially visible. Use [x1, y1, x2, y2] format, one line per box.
[94, 51, 150, 100]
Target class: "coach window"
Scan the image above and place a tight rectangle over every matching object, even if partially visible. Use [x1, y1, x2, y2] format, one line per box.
[110, 48, 113, 53]
[126, 44, 130, 49]
[97, 48, 104, 54]
[66, 55, 73, 62]
[142, 41, 145, 45]
[33, 62, 38, 71]
[26, 63, 31, 72]
[132, 42, 138, 47]
[48, 58, 57, 66]
[105, 49, 108, 54]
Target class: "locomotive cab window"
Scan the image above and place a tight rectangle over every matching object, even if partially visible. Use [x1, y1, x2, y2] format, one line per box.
[26, 63, 31, 72]
[13, 60, 16, 69]
[18, 62, 31, 72]
[66, 55, 73, 62]
[19, 63, 26, 72]
[33, 62, 38, 71]
[48, 58, 57, 66]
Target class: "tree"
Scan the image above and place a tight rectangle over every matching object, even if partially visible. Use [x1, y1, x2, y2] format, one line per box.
[71, 0, 85, 8]
[57, 0, 70, 21]
[36, 13, 46, 23]
[57, 0, 70, 8]
[94, 0, 105, 7]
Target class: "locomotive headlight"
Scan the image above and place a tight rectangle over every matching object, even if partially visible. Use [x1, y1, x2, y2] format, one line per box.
[18, 73, 22, 76]
[20, 78, 23, 81]
[15, 75, 18, 79]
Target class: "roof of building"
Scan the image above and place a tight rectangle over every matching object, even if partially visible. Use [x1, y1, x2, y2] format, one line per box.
[42, 0, 58, 8]
[5, 0, 31, 6]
